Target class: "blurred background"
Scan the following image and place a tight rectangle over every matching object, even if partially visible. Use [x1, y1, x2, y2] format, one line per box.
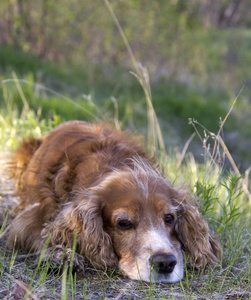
[0, 0, 250, 170]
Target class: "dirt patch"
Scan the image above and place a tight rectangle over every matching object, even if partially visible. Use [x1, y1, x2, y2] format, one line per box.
[0, 152, 18, 214]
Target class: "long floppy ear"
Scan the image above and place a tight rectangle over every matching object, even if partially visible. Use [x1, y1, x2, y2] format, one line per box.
[46, 191, 118, 269]
[174, 192, 221, 269]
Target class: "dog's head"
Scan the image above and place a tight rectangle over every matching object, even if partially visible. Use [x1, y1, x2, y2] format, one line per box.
[100, 169, 184, 282]
[51, 158, 220, 283]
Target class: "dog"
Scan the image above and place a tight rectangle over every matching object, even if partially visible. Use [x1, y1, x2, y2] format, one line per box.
[8, 121, 220, 283]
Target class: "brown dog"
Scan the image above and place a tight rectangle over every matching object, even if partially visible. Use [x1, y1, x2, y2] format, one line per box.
[8, 121, 220, 282]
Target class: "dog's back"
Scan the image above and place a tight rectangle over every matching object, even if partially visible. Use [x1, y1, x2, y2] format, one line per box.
[9, 121, 146, 209]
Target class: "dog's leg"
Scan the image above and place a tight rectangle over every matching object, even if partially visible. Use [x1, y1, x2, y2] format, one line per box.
[8, 203, 46, 251]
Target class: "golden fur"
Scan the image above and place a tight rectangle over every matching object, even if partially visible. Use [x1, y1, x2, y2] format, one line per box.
[8, 121, 221, 282]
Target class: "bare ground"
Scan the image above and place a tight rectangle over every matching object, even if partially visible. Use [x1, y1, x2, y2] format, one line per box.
[0, 152, 250, 300]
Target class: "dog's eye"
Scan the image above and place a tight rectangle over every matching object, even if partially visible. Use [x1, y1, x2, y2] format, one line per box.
[164, 214, 174, 226]
[117, 219, 133, 230]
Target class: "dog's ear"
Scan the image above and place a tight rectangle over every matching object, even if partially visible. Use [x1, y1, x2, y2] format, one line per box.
[48, 191, 118, 269]
[173, 191, 221, 268]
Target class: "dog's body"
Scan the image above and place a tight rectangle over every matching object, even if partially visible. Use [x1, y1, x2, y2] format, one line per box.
[8, 121, 220, 282]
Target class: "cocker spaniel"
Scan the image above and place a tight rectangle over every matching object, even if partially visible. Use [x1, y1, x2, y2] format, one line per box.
[8, 121, 221, 283]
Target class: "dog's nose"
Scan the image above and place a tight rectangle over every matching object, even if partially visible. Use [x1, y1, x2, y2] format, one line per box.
[150, 253, 177, 274]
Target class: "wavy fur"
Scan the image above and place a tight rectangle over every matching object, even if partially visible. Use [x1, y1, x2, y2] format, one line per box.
[8, 121, 221, 282]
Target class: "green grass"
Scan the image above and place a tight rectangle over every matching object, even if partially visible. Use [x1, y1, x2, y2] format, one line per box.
[1, 45, 251, 169]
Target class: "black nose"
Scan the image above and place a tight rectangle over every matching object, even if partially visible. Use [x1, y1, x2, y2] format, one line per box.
[150, 253, 177, 274]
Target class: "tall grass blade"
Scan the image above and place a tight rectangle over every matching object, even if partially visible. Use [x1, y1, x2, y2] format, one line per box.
[104, 0, 166, 156]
